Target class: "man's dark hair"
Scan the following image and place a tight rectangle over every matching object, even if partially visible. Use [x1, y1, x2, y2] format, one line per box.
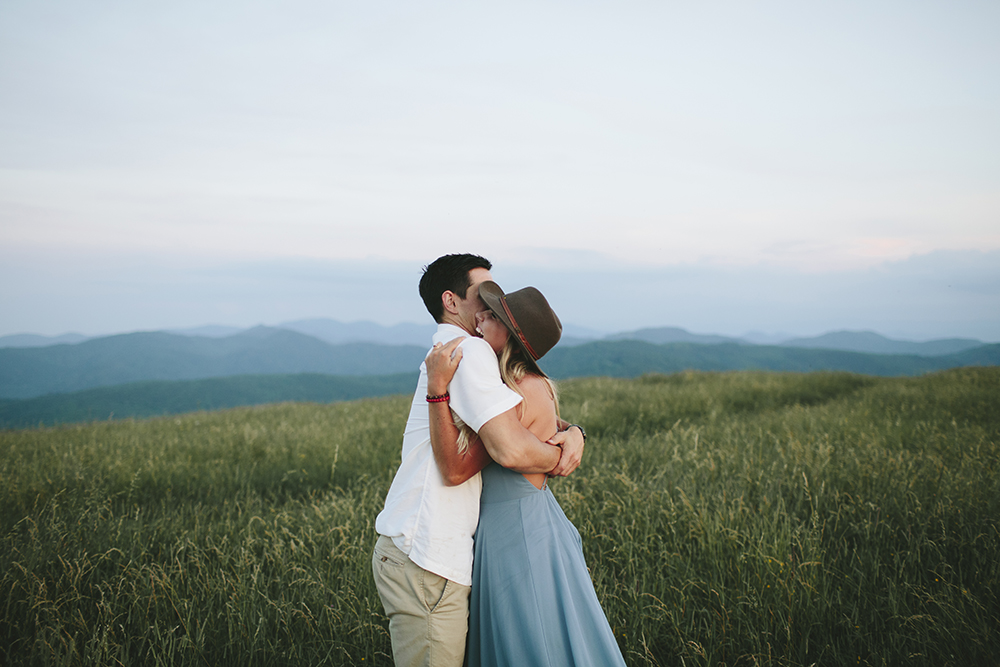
[419, 253, 492, 323]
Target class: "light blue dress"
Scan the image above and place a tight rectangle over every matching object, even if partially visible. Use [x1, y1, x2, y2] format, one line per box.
[467, 463, 627, 666]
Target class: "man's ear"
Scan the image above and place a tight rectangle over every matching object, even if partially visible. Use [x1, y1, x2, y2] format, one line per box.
[441, 290, 459, 316]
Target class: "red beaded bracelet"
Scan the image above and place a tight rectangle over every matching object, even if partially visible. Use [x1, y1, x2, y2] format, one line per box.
[426, 393, 450, 403]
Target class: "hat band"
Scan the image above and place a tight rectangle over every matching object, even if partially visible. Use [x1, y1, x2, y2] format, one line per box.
[500, 295, 539, 360]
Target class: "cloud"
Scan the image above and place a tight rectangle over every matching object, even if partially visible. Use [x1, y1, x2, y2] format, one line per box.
[2, 3, 998, 342]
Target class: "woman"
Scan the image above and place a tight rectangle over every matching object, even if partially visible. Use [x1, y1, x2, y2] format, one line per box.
[426, 281, 626, 667]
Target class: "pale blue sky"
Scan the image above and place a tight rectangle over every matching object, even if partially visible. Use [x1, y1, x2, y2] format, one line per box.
[2, 1, 998, 340]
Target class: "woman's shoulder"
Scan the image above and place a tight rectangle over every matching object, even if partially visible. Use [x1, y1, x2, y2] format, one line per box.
[517, 373, 555, 404]
[516, 373, 557, 436]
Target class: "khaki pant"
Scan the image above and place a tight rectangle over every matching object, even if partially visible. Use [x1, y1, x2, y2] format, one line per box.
[372, 535, 471, 667]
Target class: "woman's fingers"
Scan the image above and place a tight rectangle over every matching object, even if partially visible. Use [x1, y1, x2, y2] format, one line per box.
[426, 337, 465, 395]
[441, 337, 465, 368]
[440, 336, 464, 362]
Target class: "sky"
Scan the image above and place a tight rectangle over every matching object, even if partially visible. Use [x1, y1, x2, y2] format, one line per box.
[2, 1, 998, 341]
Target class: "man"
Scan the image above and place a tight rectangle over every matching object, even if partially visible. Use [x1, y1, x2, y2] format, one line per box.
[372, 253, 585, 667]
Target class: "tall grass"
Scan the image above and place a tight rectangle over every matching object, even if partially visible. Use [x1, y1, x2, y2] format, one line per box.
[2, 369, 998, 665]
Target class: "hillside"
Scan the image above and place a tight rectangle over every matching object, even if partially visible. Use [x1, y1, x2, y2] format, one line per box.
[3, 339, 998, 429]
[2, 369, 997, 665]
[540, 340, 1000, 378]
[0, 373, 418, 430]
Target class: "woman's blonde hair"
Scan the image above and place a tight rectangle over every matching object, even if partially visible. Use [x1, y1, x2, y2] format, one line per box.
[453, 337, 559, 454]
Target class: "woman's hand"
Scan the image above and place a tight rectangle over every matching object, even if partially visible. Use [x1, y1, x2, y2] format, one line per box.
[426, 337, 465, 396]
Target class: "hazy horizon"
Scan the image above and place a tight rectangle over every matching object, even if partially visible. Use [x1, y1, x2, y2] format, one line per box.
[2, 315, 995, 347]
[3, 248, 999, 343]
[4, 247, 998, 345]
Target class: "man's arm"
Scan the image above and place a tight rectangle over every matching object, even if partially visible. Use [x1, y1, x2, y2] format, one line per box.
[426, 338, 491, 486]
[477, 409, 561, 473]
[425, 337, 583, 481]
[429, 399, 492, 486]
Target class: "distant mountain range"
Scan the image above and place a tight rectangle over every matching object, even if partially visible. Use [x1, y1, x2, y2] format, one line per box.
[777, 331, 983, 356]
[604, 327, 742, 346]
[1, 320, 997, 428]
[0, 332, 91, 348]
[2, 337, 998, 429]
[0, 327, 428, 399]
[543, 340, 1000, 379]
[1, 319, 990, 354]
[1, 322, 998, 401]
[600, 327, 986, 356]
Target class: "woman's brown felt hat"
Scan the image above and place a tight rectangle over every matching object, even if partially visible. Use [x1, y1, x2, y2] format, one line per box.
[479, 280, 562, 377]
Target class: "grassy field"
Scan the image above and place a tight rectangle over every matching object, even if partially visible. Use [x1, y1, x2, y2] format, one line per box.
[1, 368, 998, 665]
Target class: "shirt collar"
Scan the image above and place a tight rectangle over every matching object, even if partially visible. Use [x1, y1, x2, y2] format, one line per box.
[434, 322, 474, 344]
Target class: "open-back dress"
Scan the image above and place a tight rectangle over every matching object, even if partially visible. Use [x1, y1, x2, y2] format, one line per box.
[467, 462, 627, 667]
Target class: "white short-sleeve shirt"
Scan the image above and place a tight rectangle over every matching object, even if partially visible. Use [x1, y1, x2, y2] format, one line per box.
[374, 323, 522, 586]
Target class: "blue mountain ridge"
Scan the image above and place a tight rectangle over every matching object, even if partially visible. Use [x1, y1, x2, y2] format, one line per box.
[0, 327, 426, 400]
[1, 320, 987, 355]
[1, 323, 997, 402]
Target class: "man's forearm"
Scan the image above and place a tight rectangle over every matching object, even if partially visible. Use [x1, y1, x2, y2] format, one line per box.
[429, 400, 491, 486]
[477, 410, 560, 473]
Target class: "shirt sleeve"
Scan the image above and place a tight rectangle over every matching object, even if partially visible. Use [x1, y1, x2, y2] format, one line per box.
[448, 337, 522, 433]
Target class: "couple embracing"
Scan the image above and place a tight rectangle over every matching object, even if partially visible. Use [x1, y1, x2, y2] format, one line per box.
[373, 254, 626, 667]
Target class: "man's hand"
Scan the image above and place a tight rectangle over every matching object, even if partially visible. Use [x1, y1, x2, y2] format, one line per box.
[547, 424, 585, 477]
[426, 337, 465, 396]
